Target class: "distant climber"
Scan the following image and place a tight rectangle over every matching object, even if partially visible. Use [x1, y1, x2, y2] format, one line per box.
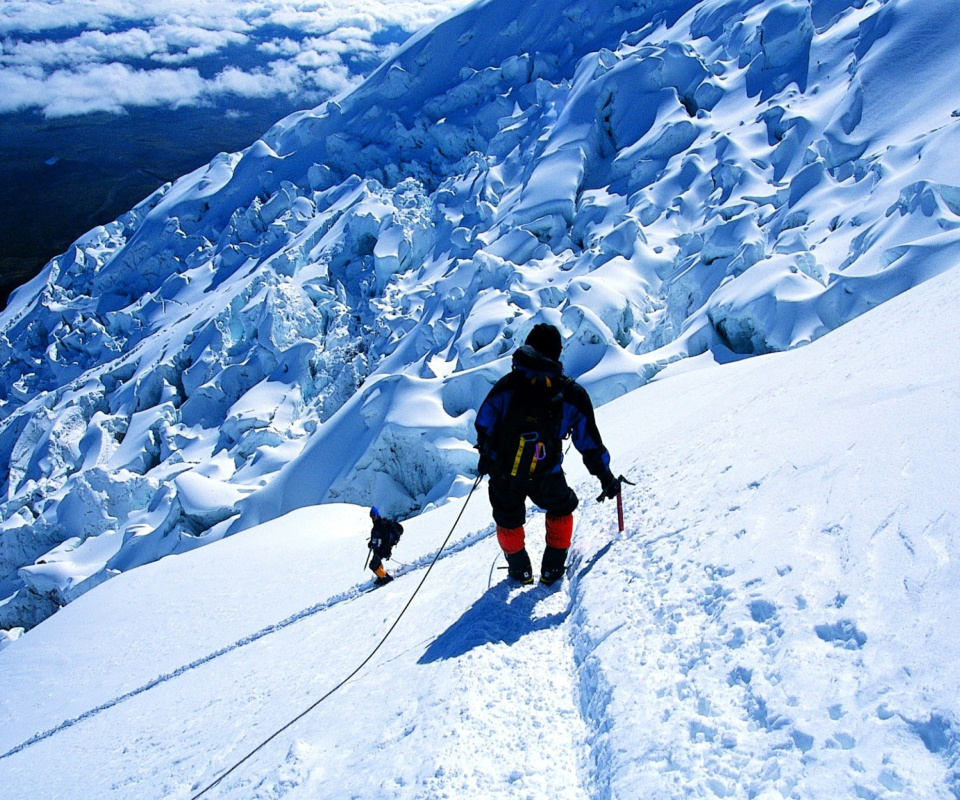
[475, 323, 621, 586]
[368, 507, 404, 586]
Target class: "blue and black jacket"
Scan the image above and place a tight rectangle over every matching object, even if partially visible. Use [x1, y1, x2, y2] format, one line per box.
[475, 345, 613, 483]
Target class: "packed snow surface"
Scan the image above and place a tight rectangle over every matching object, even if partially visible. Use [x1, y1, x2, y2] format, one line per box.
[1, 0, 959, 648]
[1, 258, 958, 798]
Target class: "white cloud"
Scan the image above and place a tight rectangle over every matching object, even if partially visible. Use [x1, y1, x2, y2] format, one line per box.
[4, 29, 160, 68]
[301, 64, 360, 96]
[209, 61, 298, 99]
[258, 7, 371, 36]
[0, 0, 467, 38]
[0, 55, 361, 117]
[0, 0, 469, 117]
[292, 49, 341, 70]
[0, 1, 249, 36]
[0, 62, 207, 116]
[145, 26, 251, 64]
[256, 37, 301, 57]
[0, 26, 251, 69]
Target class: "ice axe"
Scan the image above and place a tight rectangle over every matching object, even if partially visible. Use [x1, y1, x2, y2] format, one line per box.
[597, 475, 635, 532]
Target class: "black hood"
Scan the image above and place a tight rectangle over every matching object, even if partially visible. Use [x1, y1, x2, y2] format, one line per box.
[512, 344, 563, 379]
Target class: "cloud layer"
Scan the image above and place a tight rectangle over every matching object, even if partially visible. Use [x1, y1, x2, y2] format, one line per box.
[0, 0, 467, 117]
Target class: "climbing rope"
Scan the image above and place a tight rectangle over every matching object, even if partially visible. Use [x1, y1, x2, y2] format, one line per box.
[190, 475, 482, 799]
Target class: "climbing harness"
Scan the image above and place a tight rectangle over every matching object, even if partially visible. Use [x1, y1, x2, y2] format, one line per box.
[190, 475, 482, 799]
[510, 430, 547, 478]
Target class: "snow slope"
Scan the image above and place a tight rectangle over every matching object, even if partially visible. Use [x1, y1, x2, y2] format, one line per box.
[1, 254, 958, 799]
[2, 0, 960, 639]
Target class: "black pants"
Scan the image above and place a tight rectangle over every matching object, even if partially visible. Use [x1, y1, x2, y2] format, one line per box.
[488, 470, 579, 529]
[369, 548, 391, 572]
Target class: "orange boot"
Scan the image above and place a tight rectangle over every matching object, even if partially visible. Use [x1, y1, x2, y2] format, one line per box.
[373, 564, 393, 586]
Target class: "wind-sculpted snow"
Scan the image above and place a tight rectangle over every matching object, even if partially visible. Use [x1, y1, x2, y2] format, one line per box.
[2, 0, 960, 633]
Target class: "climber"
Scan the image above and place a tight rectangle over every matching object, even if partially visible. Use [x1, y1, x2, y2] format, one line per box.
[368, 507, 403, 586]
[475, 323, 621, 585]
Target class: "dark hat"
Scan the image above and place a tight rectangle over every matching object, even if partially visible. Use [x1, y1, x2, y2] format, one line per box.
[525, 323, 562, 361]
[370, 507, 380, 518]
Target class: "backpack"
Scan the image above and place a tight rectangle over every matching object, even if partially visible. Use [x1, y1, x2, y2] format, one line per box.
[385, 519, 403, 546]
[492, 373, 570, 480]
[371, 518, 403, 553]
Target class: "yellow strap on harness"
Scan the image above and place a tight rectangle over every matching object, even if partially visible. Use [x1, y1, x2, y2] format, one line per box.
[529, 442, 545, 476]
[511, 432, 540, 477]
[510, 438, 526, 477]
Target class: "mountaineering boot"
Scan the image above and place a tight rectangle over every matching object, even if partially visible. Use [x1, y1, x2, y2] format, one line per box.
[540, 546, 568, 586]
[504, 548, 534, 584]
[373, 564, 393, 586]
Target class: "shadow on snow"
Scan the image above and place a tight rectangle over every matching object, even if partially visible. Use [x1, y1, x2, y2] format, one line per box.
[418, 580, 567, 664]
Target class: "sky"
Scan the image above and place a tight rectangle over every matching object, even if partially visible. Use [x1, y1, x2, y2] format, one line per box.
[0, 0, 470, 117]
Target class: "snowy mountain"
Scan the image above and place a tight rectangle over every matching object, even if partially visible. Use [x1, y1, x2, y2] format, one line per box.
[1, 254, 958, 798]
[2, 0, 959, 647]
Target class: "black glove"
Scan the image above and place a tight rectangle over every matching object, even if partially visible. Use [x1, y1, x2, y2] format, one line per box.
[596, 473, 633, 502]
[596, 474, 621, 502]
[477, 452, 494, 477]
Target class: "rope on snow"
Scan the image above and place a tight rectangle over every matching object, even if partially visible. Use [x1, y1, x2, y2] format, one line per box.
[190, 475, 483, 799]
